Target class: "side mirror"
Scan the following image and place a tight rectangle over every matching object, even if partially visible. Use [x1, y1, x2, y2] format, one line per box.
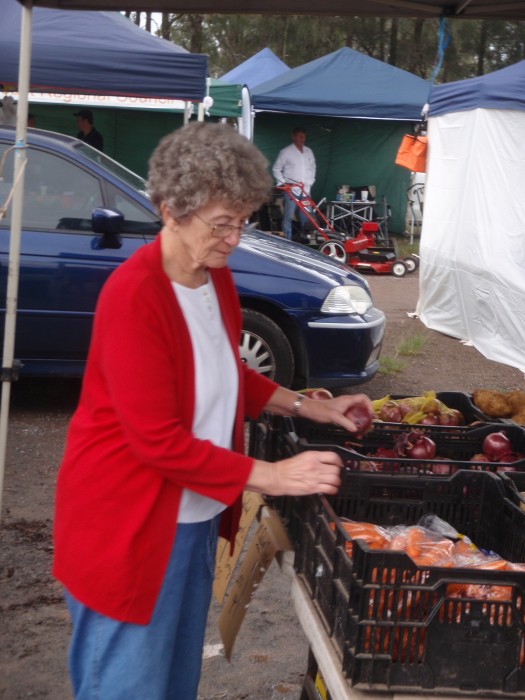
[92, 207, 124, 235]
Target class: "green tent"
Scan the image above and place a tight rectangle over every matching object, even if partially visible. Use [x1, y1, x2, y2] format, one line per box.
[254, 113, 411, 235]
[208, 78, 243, 118]
[27, 79, 244, 178]
[252, 48, 432, 235]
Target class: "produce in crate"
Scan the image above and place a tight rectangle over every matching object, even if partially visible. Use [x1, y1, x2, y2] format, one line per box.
[357, 426, 524, 474]
[372, 391, 466, 426]
[473, 387, 525, 424]
[338, 514, 520, 595]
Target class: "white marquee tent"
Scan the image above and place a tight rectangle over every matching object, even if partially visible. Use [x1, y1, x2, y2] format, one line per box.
[417, 60, 525, 374]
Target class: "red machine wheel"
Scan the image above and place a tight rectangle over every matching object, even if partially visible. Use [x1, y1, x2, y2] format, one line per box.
[404, 255, 419, 272]
[319, 240, 347, 263]
[391, 261, 407, 277]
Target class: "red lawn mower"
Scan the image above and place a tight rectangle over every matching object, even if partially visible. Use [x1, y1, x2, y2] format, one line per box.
[271, 182, 417, 277]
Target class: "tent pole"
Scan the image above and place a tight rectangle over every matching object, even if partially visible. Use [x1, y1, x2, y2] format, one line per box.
[0, 0, 32, 519]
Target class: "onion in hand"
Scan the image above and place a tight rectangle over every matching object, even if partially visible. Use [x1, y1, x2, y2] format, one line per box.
[345, 404, 374, 437]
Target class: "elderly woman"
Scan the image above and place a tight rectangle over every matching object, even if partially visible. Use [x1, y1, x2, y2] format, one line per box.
[52, 122, 372, 700]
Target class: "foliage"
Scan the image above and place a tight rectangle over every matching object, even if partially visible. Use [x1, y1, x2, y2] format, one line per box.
[397, 333, 428, 357]
[132, 12, 525, 82]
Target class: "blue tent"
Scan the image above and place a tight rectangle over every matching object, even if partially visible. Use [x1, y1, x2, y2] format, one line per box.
[251, 48, 430, 234]
[252, 47, 429, 120]
[429, 59, 525, 116]
[221, 48, 289, 90]
[0, 0, 207, 100]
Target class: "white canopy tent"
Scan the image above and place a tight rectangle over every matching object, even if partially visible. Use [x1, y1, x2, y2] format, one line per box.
[416, 60, 525, 375]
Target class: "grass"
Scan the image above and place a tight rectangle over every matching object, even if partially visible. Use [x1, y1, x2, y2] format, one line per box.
[397, 333, 427, 356]
[377, 356, 406, 375]
[378, 332, 428, 375]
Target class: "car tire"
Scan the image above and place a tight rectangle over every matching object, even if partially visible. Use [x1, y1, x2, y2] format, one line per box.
[240, 309, 295, 387]
[319, 240, 347, 263]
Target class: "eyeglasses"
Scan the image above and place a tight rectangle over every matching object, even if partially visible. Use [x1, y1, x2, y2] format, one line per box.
[193, 212, 255, 239]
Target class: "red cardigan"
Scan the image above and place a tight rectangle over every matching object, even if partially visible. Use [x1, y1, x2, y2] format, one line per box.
[52, 236, 277, 624]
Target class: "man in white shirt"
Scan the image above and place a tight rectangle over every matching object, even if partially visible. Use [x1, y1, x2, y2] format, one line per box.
[272, 127, 316, 240]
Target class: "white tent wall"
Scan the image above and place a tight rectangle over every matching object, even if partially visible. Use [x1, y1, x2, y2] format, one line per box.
[417, 107, 525, 373]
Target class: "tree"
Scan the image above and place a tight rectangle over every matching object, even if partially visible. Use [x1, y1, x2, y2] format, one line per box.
[144, 13, 525, 82]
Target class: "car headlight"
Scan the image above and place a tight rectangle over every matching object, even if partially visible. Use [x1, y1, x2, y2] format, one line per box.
[321, 285, 373, 315]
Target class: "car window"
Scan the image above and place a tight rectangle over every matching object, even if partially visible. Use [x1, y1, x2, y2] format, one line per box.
[104, 182, 161, 236]
[0, 145, 102, 231]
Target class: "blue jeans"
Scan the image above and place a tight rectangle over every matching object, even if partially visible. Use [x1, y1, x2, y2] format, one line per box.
[283, 191, 309, 240]
[64, 516, 219, 700]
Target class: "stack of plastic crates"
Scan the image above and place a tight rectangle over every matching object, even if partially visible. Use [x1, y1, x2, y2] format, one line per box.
[251, 410, 525, 696]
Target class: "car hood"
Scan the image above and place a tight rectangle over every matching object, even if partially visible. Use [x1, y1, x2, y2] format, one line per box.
[233, 230, 370, 291]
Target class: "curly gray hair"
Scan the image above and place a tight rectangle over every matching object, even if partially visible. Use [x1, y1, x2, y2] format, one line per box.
[147, 121, 273, 218]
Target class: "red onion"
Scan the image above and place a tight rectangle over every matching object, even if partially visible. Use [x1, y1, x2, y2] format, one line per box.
[345, 404, 374, 437]
[482, 431, 511, 461]
[379, 401, 403, 423]
[439, 409, 465, 426]
[406, 434, 437, 460]
[397, 401, 414, 418]
[418, 413, 440, 425]
[396, 429, 436, 460]
[430, 461, 454, 475]
[497, 451, 520, 463]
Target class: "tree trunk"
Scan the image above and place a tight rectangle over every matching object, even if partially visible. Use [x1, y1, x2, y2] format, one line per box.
[161, 12, 171, 41]
[188, 15, 205, 54]
[477, 21, 488, 75]
[389, 17, 398, 65]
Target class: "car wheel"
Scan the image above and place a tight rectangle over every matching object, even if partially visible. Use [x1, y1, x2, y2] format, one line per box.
[404, 254, 420, 272]
[391, 261, 407, 278]
[319, 240, 347, 263]
[240, 309, 295, 387]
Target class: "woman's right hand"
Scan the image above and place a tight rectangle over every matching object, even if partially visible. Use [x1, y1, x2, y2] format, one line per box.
[246, 451, 342, 497]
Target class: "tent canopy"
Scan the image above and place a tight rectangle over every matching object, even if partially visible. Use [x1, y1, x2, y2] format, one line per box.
[19, 0, 525, 20]
[221, 48, 289, 90]
[417, 60, 525, 374]
[251, 48, 430, 234]
[252, 47, 430, 120]
[429, 59, 525, 116]
[208, 78, 243, 117]
[2, 0, 207, 100]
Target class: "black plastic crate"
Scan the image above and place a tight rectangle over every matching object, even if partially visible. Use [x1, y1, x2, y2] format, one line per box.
[294, 520, 318, 595]
[385, 391, 501, 425]
[247, 414, 282, 462]
[499, 471, 525, 513]
[283, 416, 525, 476]
[313, 544, 335, 634]
[320, 470, 525, 695]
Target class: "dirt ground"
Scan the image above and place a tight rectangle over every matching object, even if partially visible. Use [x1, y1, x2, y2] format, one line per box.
[0, 270, 523, 700]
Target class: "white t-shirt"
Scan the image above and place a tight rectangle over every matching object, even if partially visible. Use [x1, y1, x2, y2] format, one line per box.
[172, 276, 238, 523]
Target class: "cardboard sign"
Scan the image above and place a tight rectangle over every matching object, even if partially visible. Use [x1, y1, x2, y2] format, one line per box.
[218, 508, 292, 660]
[213, 491, 264, 604]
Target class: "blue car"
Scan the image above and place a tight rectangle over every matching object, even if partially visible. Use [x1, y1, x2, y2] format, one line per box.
[0, 126, 385, 388]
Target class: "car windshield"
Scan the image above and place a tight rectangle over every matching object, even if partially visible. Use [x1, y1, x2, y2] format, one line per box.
[75, 143, 149, 196]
